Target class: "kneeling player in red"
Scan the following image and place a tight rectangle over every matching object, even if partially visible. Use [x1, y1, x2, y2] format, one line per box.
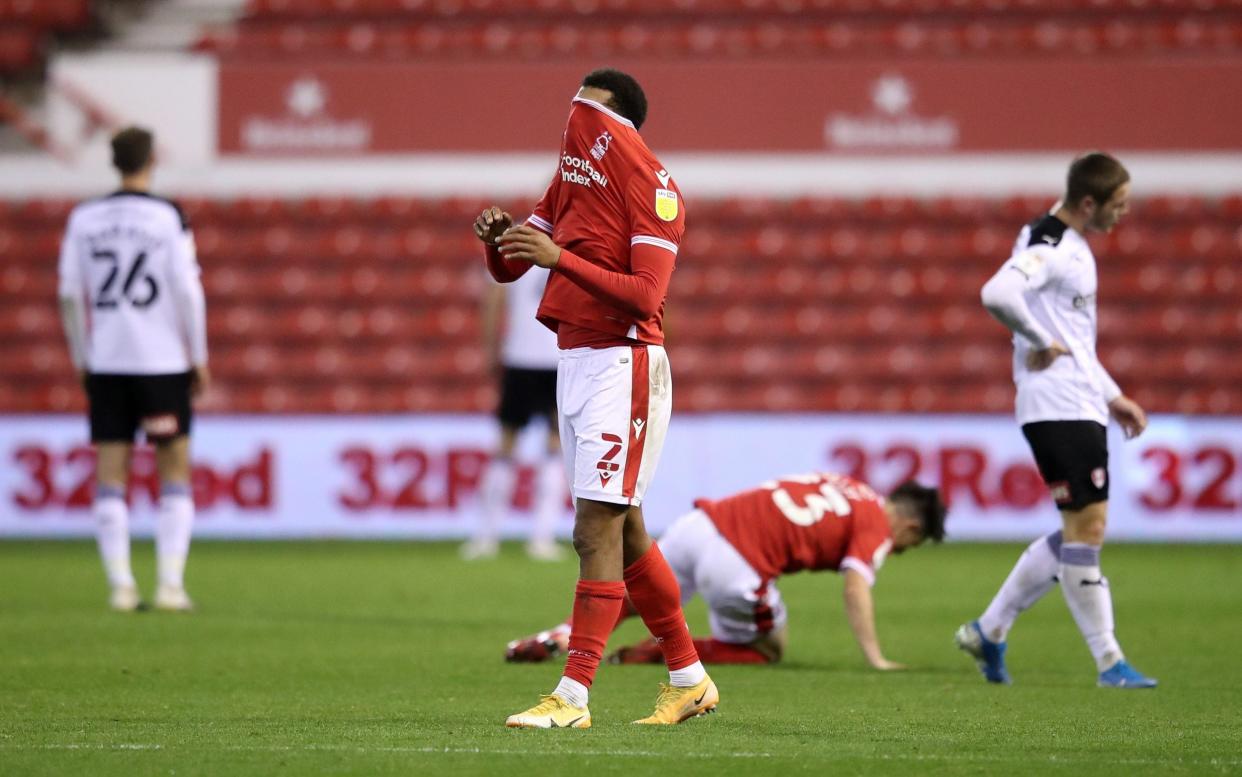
[474, 69, 714, 728]
[507, 474, 945, 669]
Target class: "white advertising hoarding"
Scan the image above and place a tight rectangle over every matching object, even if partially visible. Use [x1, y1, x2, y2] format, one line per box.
[1, 414, 1239, 541]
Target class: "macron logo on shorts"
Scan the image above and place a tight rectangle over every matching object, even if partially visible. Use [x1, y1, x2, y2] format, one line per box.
[632, 418, 645, 441]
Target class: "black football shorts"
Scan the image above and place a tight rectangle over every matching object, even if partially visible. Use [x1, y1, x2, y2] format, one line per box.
[86, 372, 193, 443]
[1021, 420, 1109, 511]
[497, 367, 558, 429]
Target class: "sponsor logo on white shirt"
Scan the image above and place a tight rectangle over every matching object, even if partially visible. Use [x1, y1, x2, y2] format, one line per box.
[1073, 293, 1096, 310]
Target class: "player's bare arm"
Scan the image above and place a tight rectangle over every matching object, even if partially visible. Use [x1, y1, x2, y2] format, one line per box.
[1108, 395, 1147, 439]
[497, 225, 561, 269]
[473, 206, 514, 246]
[479, 283, 506, 377]
[842, 569, 905, 671]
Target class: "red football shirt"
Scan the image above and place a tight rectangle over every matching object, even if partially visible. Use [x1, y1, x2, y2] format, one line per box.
[521, 97, 686, 349]
[697, 473, 894, 586]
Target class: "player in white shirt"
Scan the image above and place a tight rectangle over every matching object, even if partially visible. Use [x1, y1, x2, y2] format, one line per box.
[955, 152, 1156, 689]
[57, 127, 208, 613]
[461, 267, 566, 561]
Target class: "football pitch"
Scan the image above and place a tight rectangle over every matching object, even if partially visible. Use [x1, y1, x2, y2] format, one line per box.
[1, 540, 1239, 776]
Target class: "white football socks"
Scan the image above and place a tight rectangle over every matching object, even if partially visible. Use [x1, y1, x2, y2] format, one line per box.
[669, 660, 708, 688]
[530, 456, 564, 549]
[94, 487, 136, 589]
[156, 484, 195, 589]
[977, 530, 1062, 643]
[552, 676, 589, 709]
[473, 457, 515, 546]
[1059, 543, 1124, 672]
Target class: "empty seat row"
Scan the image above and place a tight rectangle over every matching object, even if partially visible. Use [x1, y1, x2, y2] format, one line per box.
[7, 264, 1234, 313]
[3, 225, 1239, 271]
[0, 0, 93, 74]
[6, 373, 1234, 415]
[242, 0, 1242, 19]
[6, 195, 1241, 228]
[5, 332, 1236, 382]
[0, 0, 90, 27]
[6, 296, 1236, 354]
[2, 194, 1236, 414]
[195, 16, 1242, 58]
[0, 26, 40, 72]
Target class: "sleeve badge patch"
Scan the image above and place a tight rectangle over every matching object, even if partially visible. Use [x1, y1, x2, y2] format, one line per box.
[655, 189, 678, 222]
[1011, 249, 1045, 279]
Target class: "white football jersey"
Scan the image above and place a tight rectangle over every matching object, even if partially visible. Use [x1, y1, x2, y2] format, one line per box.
[500, 267, 559, 370]
[988, 212, 1120, 426]
[57, 191, 207, 374]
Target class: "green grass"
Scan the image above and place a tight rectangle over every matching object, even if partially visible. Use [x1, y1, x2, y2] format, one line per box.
[1, 540, 1240, 776]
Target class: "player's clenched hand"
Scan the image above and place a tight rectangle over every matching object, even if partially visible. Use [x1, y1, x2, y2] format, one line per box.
[1026, 341, 1070, 371]
[498, 226, 562, 269]
[1108, 395, 1148, 439]
[474, 207, 514, 246]
[190, 364, 211, 399]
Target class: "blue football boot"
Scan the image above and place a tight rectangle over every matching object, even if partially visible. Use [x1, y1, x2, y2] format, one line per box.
[1098, 660, 1158, 689]
[954, 620, 1011, 685]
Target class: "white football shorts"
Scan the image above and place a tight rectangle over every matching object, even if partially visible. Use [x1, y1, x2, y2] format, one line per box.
[657, 509, 788, 644]
[557, 344, 671, 507]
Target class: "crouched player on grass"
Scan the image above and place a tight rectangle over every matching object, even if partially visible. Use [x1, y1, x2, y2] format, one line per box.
[57, 126, 207, 612]
[507, 473, 945, 670]
[956, 152, 1157, 689]
[474, 69, 717, 728]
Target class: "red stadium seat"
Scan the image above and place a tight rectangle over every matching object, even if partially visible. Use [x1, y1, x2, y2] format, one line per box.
[192, 2, 1242, 61]
[3, 194, 1234, 413]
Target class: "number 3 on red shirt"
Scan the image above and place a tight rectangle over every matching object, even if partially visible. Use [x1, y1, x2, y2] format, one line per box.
[761, 474, 852, 526]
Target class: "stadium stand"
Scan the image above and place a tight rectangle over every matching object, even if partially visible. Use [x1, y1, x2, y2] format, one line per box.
[4, 194, 1238, 415]
[0, 0, 95, 75]
[193, 0, 1242, 58]
[3, 1, 1237, 418]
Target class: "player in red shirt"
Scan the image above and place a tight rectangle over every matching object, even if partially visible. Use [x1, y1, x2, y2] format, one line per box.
[505, 474, 946, 668]
[473, 69, 715, 728]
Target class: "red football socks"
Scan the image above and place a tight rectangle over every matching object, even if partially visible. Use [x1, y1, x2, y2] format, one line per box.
[623, 544, 700, 671]
[693, 638, 772, 664]
[562, 579, 627, 688]
[561, 595, 636, 634]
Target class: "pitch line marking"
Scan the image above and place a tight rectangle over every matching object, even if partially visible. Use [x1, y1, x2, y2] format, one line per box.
[6, 744, 772, 759]
[8, 744, 1242, 767]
